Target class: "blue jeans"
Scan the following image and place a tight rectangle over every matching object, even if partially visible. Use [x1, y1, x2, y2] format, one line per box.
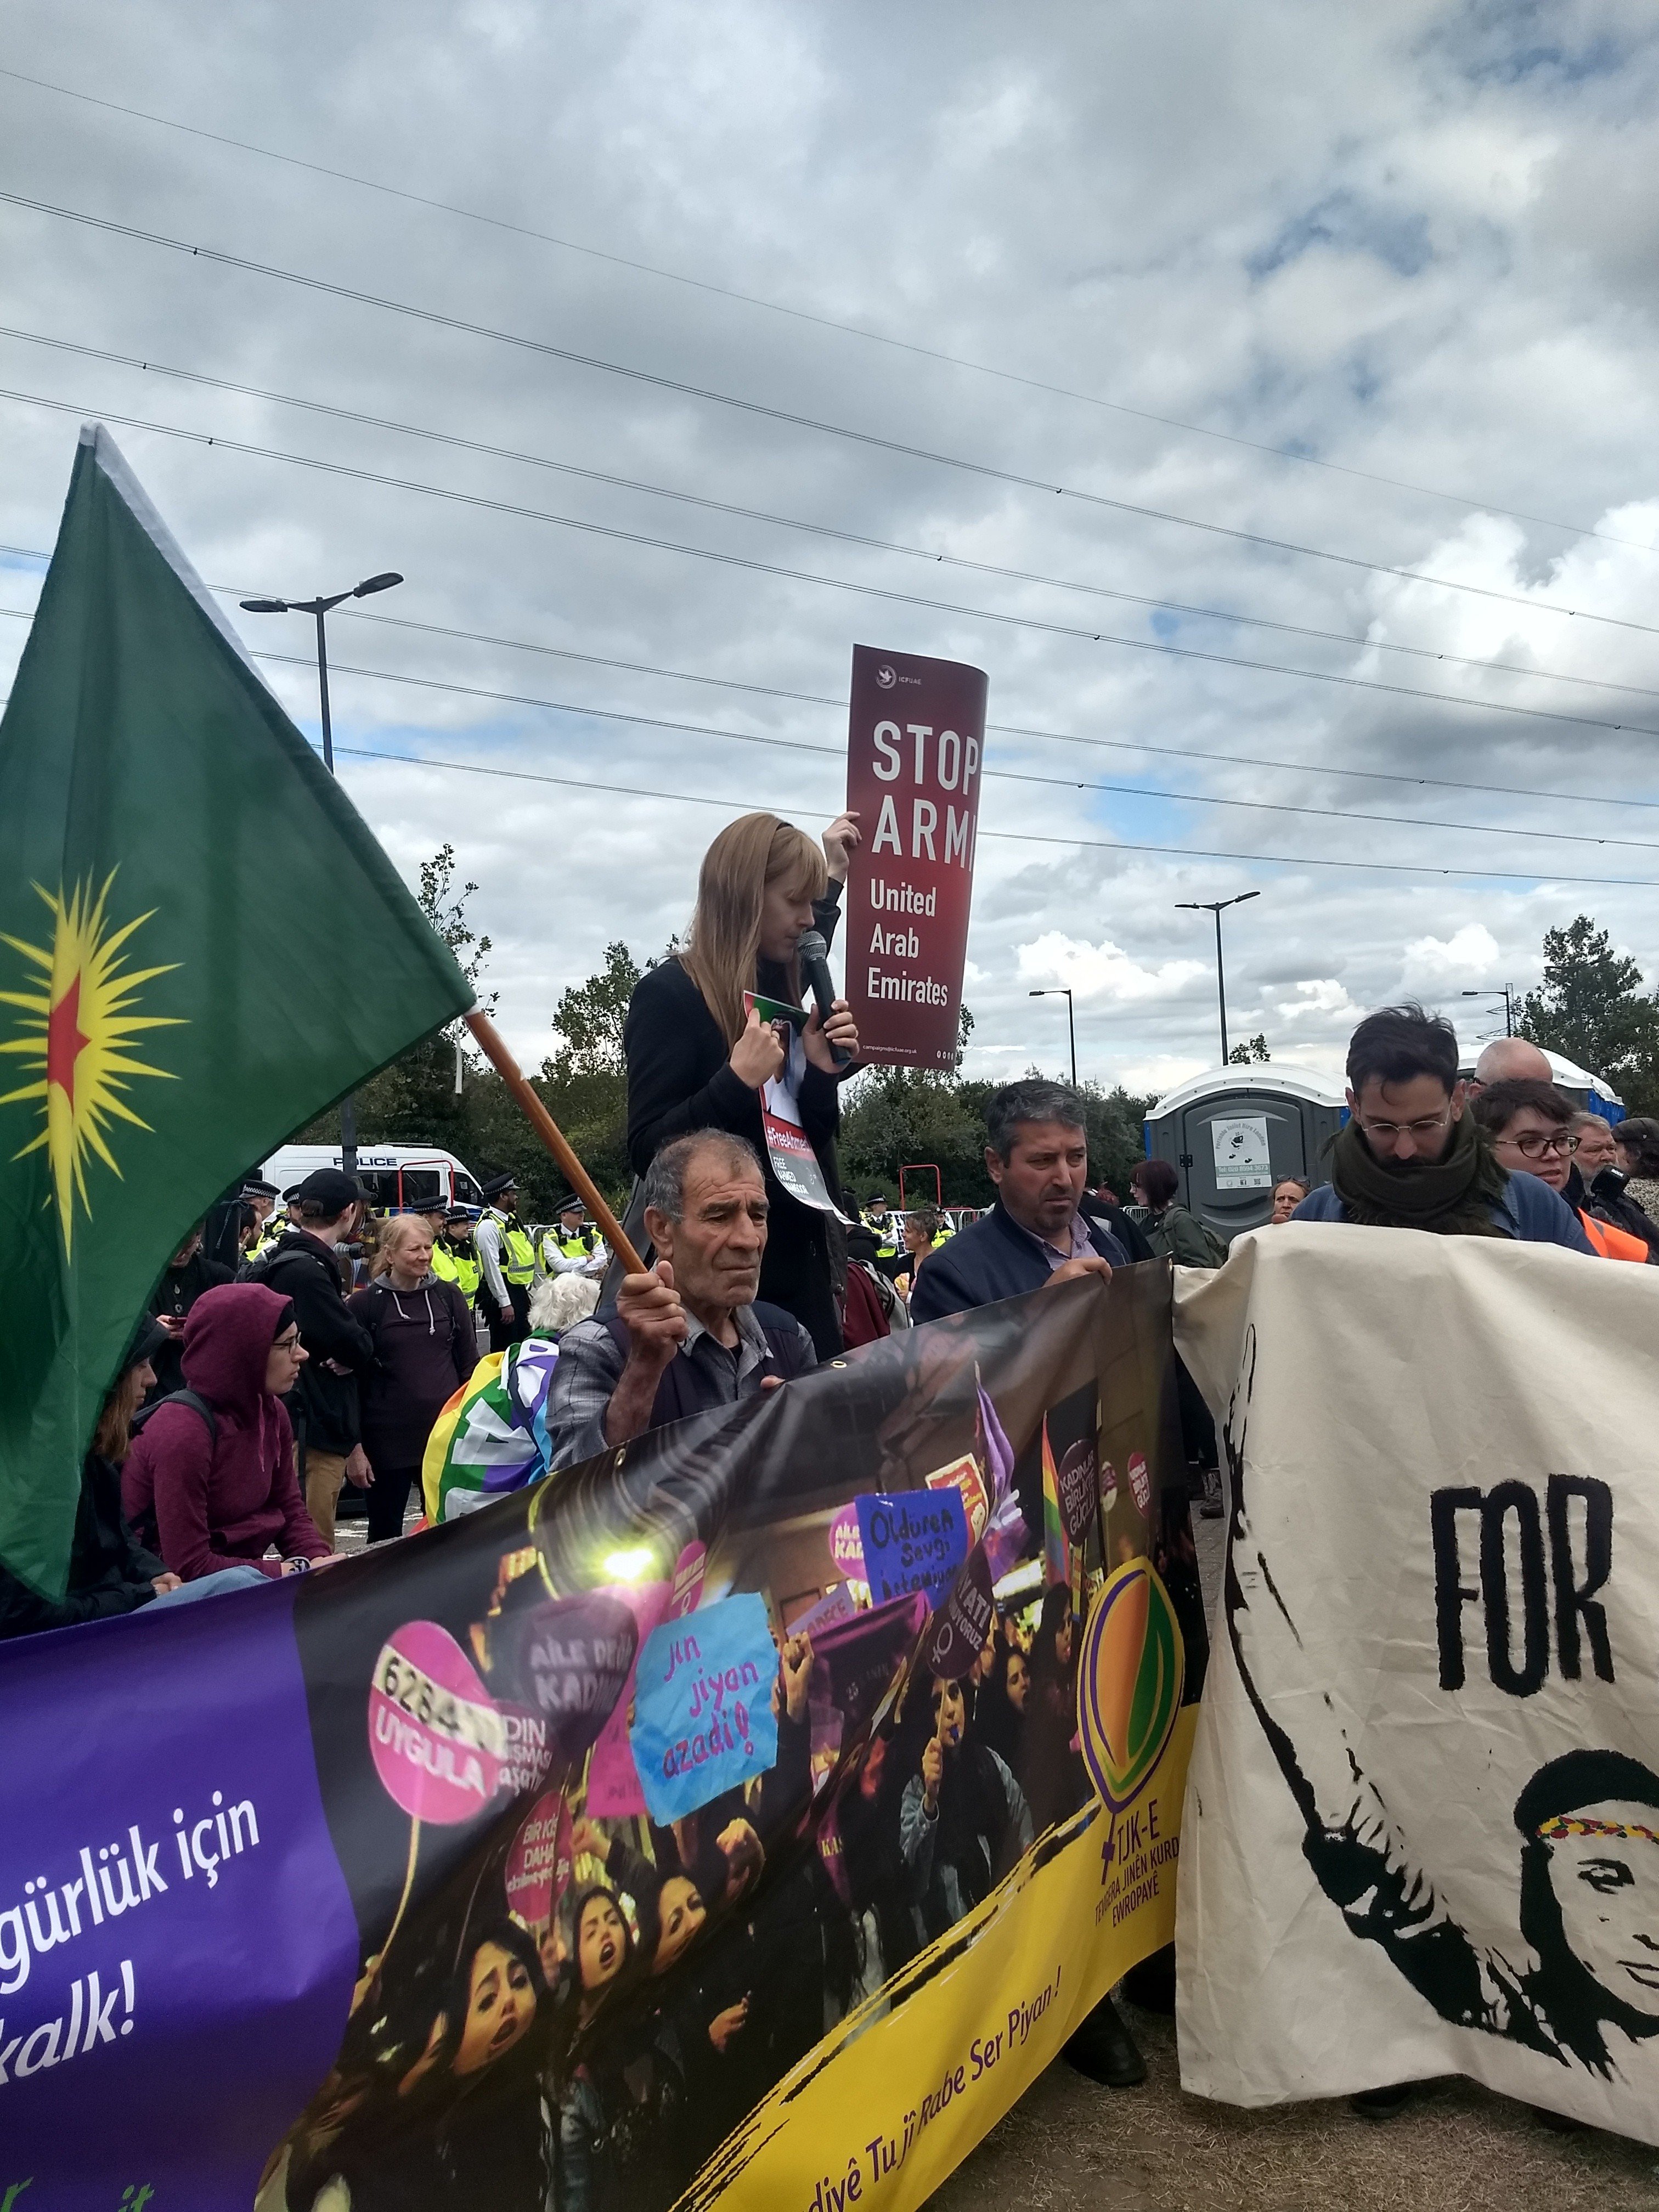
[149, 1565, 270, 1606]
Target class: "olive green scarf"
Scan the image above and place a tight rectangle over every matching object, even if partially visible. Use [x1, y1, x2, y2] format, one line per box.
[1331, 1109, 1511, 1237]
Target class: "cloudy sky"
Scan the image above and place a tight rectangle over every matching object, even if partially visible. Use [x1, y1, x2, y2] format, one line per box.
[3, 0, 1658, 1100]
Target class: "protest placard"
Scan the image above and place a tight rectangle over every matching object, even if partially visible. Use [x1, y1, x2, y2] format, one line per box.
[856, 1487, 969, 1609]
[843, 643, 988, 1070]
[629, 1592, 781, 1826]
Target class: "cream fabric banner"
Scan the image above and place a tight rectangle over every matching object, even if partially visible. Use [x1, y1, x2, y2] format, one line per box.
[1172, 1225, 1659, 2139]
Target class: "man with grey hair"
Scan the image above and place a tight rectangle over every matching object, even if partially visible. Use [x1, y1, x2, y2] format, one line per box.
[909, 1079, 1131, 1326]
[1470, 1036, 1553, 1091]
[544, 1129, 819, 1470]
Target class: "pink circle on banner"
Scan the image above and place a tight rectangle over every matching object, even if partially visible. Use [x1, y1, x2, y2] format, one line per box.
[1099, 1460, 1119, 1510]
[368, 1620, 505, 1824]
[669, 1541, 707, 1619]
[827, 1504, 865, 1576]
[1127, 1452, 1151, 1514]
[504, 1791, 573, 1923]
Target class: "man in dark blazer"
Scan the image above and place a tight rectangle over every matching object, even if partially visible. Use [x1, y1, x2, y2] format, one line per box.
[909, 1079, 1133, 1324]
[905, 1078, 1154, 2090]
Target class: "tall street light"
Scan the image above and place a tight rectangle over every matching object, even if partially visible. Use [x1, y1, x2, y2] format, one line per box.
[1176, 891, 1261, 1065]
[240, 572, 404, 1172]
[1462, 986, 1516, 1038]
[240, 571, 403, 771]
[1029, 987, 1076, 1086]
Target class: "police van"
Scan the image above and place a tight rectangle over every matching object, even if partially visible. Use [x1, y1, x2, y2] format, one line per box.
[258, 1144, 483, 1212]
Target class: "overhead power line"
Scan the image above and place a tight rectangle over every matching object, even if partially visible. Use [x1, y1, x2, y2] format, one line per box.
[5, 325, 1655, 706]
[4, 187, 1655, 636]
[1, 61, 1648, 555]
[9, 387, 1659, 746]
[3, 588, 1648, 850]
[3, 533, 1656, 813]
[236, 643, 1659, 851]
[320, 742, 1659, 890]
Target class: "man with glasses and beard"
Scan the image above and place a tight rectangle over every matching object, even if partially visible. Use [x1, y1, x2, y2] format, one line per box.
[1293, 1005, 1594, 1251]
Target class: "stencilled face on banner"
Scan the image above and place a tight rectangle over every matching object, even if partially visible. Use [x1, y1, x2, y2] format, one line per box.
[1545, 1807, 1659, 2021]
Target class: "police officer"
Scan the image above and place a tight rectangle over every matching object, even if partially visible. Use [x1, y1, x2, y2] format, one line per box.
[539, 1193, 607, 1278]
[242, 1185, 300, 1272]
[862, 1192, 900, 1264]
[476, 1172, 537, 1350]
[430, 1207, 483, 1301]
[241, 1178, 280, 1254]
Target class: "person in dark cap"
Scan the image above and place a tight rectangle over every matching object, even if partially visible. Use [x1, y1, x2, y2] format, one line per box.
[0, 1318, 267, 1638]
[244, 1167, 377, 1544]
[540, 1192, 607, 1280]
[476, 1171, 537, 1350]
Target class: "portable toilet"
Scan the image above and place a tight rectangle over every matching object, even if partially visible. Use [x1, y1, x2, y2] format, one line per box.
[1144, 1065, 1348, 1244]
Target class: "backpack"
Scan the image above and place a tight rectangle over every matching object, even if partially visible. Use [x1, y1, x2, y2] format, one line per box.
[130, 1389, 218, 1447]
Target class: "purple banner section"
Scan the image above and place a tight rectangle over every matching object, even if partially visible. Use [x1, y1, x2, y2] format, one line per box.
[0, 1576, 358, 2210]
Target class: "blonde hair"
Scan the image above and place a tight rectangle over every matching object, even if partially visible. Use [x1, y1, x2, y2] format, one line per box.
[373, 1213, 435, 1280]
[679, 814, 828, 1046]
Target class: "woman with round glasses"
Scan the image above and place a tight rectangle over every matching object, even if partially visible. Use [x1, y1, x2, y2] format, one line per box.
[1470, 1080, 1650, 1261]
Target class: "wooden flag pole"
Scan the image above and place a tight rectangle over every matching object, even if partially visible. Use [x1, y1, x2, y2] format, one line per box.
[463, 1009, 645, 1274]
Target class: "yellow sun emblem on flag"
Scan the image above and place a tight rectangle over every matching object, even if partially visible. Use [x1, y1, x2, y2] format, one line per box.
[0, 874, 184, 1256]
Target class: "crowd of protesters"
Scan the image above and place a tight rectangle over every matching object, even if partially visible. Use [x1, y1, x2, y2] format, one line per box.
[10, 797, 1657, 2198]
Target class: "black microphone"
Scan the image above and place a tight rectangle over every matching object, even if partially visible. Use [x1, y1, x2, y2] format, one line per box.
[797, 929, 852, 1068]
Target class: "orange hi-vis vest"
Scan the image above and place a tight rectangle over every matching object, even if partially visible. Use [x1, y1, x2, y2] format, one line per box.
[1579, 1210, 1650, 1263]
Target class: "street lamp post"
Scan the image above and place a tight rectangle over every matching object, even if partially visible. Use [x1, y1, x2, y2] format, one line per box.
[1462, 986, 1516, 1037]
[240, 572, 404, 1171]
[1029, 988, 1076, 1087]
[1176, 891, 1261, 1065]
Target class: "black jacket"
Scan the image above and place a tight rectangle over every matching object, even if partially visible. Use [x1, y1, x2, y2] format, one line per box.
[908, 1201, 1130, 1325]
[255, 1230, 376, 1455]
[1567, 1163, 1659, 1260]
[623, 891, 849, 1358]
[0, 1453, 166, 1640]
[1079, 1194, 1155, 1263]
[146, 1249, 233, 1398]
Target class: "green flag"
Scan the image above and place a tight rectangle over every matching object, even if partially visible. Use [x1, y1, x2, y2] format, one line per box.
[0, 425, 472, 1596]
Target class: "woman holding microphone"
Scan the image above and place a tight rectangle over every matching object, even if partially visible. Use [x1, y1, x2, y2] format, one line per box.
[624, 811, 860, 1356]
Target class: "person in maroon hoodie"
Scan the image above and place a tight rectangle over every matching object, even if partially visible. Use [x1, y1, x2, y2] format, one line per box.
[123, 1282, 335, 1582]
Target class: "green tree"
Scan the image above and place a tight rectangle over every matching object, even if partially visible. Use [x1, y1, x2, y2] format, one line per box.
[839, 1068, 1150, 1206]
[419, 842, 496, 1024]
[1227, 1033, 1270, 1064]
[544, 941, 643, 1080]
[1517, 916, 1659, 1103]
[298, 842, 495, 1152]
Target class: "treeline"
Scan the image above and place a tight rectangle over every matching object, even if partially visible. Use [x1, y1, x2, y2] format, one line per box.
[299, 911, 1150, 1214]
[302, 861, 1659, 1216]
[298, 1018, 1152, 1217]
